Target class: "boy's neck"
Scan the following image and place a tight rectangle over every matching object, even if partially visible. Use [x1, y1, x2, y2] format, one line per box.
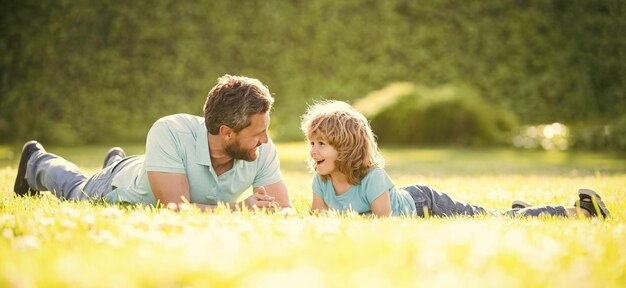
[330, 173, 352, 196]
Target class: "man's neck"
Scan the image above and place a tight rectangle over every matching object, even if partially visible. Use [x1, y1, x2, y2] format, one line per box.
[207, 133, 233, 175]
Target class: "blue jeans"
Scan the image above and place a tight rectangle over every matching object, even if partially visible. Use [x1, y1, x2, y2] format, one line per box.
[26, 150, 129, 201]
[402, 185, 567, 218]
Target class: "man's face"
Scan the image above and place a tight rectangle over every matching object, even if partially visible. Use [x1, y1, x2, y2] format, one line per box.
[225, 113, 270, 161]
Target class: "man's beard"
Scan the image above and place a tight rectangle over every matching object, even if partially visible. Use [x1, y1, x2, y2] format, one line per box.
[225, 138, 259, 161]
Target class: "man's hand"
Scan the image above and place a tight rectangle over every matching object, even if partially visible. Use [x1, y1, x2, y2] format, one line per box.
[243, 186, 278, 210]
[255, 181, 292, 208]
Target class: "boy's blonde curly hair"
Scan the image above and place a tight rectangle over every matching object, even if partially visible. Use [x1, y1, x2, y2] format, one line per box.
[300, 100, 384, 185]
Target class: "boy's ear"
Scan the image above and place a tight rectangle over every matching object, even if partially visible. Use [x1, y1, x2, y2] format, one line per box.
[218, 125, 234, 140]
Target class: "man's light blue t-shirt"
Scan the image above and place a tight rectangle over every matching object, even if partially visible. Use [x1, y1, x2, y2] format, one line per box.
[311, 168, 416, 216]
[104, 114, 283, 205]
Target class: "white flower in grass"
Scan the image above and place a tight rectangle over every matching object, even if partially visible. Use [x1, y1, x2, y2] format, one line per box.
[166, 202, 178, 211]
[240, 267, 326, 288]
[15, 235, 40, 250]
[128, 210, 151, 225]
[177, 203, 192, 212]
[102, 207, 123, 219]
[352, 268, 391, 288]
[82, 214, 96, 226]
[2, 228, 14, 239]
[279, 207, 296, 216]
[39, 191, 61, 203]
[314, 218, 342, 236]
[0, 213, 16, 227]
[274, 219, 306, 239]
[60, 219, 78, 230]
[89, 229, 121, 247]
[34, 214, 55, 227]
[61, 206, 81, 218]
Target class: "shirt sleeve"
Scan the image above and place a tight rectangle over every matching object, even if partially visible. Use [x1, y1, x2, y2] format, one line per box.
[252, 138, 283, 187]
[144, 121, 186, 173]
[363, 168, 394, 204]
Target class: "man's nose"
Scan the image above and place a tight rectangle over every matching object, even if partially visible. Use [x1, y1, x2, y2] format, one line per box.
[260, 132, 269, 144]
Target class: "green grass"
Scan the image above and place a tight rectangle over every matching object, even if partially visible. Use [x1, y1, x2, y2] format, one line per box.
[1, 143, 625, 287]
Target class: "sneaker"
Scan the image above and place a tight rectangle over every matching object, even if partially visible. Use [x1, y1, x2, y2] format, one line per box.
[102, 147, 126, 168]
[13, 140, 45, 196]
[511, 200, 532, 209]
[575, 188, 610, 219]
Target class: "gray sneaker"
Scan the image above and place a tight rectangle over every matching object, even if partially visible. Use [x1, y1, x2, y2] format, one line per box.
[102, 147, 126, 168]
[14, 140, 45, 196]
[511, 200, 532, 209]
[575, 188, 610, 219]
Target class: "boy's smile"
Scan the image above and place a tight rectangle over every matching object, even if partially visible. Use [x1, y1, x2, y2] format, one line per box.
[308, 134, 339, 176]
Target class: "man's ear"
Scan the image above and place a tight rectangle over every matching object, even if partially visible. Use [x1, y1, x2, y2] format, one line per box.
[219, 125, 234, 140]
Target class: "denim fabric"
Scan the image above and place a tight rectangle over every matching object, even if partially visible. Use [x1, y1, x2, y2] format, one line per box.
[104, 153, 125, 168]
[402, 184, 567, 218]
[508, 205, 567, 217]
[26, 150, 129, 201]
[403, 185, 492, 217]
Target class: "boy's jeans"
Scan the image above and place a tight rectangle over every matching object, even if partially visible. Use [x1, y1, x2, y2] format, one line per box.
[403, 185, 567, 218]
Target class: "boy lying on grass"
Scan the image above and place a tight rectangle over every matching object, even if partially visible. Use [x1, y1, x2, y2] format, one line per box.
[300, 100, 610, 219]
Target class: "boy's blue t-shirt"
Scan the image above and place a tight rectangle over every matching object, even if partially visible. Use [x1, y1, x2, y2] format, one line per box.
[104, 113, 283, 205]
[311, 168, 416, 216]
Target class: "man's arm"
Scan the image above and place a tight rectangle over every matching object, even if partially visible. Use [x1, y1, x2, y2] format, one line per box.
[147, 171, 220, 211]
[148, 171, 277, 211]
[147, 171, 191, 206]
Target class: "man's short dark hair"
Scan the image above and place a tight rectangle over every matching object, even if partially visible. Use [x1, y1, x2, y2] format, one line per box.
[203, 75, 274, 135]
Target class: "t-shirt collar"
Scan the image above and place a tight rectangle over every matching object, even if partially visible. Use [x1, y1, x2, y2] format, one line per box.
[195, 121, 212, 166]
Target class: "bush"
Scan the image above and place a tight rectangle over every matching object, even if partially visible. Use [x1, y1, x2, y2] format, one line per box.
[354, 83, 518, 146]
[570, 116, 626, 151]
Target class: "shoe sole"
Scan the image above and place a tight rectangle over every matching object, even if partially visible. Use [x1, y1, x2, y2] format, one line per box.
[13, 141, 40, 196]
[579, 188, 611, 218]
[511, 200, 532, 209]
[102, 147, 126, 168]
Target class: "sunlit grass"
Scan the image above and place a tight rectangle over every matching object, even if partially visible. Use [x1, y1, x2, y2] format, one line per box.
[1, 143, 625, 287]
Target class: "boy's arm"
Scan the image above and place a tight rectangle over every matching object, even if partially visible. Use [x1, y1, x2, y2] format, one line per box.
[370, 191, 393, 217]
[310, 193, 328, 212]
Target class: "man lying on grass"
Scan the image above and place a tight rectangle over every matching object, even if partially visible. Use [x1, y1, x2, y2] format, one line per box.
[300, 100, 611, 219]
[14, 75, 292, 212]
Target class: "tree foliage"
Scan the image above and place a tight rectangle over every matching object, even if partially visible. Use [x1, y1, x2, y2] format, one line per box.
[1, 0, 624, 145]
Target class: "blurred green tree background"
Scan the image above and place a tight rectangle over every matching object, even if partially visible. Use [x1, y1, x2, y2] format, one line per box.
[1, 0, 624, 149]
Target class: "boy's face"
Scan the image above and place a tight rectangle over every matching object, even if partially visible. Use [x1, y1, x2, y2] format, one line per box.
[308, 133, 339, 176]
